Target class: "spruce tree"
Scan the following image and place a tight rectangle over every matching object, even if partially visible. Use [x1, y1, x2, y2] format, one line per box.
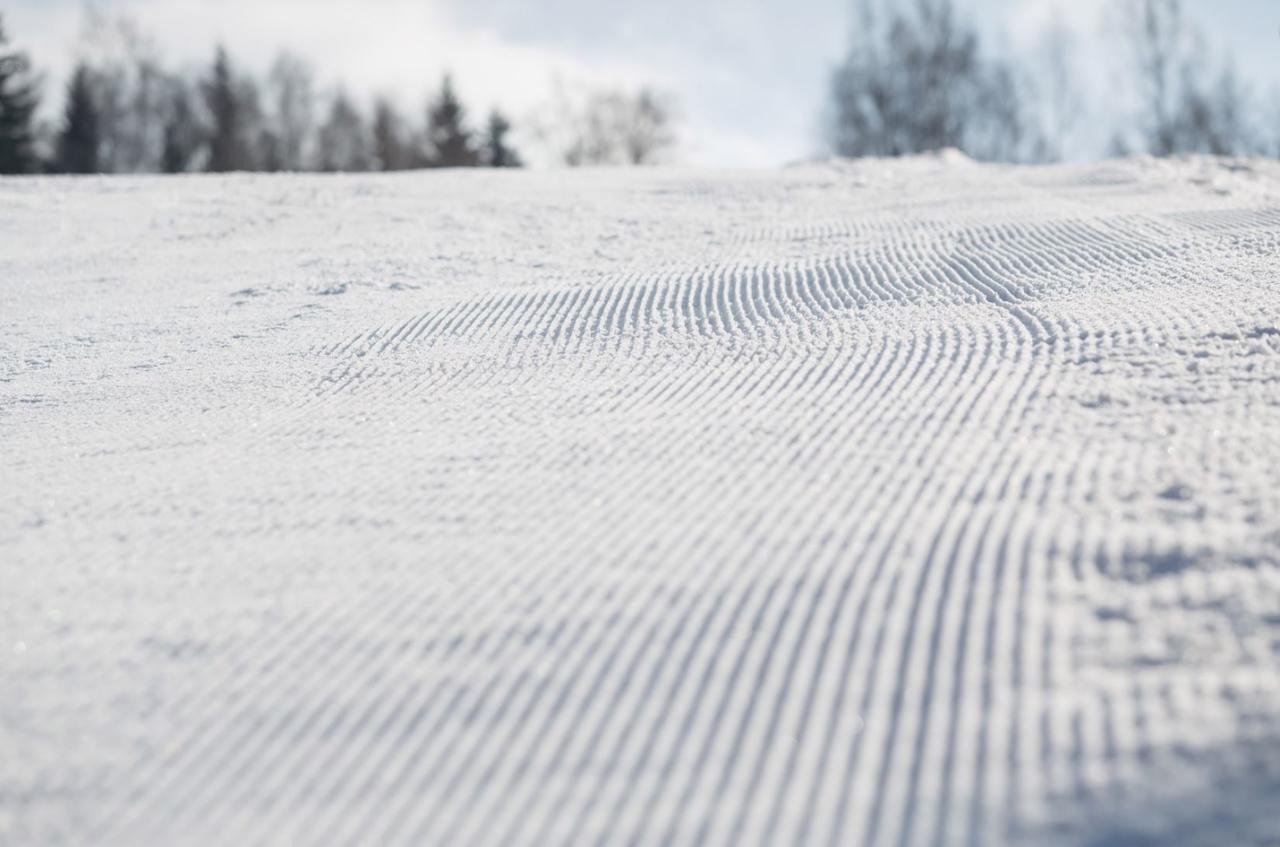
[373, 98, 410, 171]
[203, 46, 245, 172]
[0, 16, 41, 175]
[162, 81, 202, 173]
[483, 110, 521, 167]
[56, 64, 100, 174]
[425, 74, 478, 167]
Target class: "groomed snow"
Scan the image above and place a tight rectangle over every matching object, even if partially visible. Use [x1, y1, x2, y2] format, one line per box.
[2, 156, 1280, 845]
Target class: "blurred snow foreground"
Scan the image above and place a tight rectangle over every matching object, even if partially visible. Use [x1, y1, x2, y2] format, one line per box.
[3, 154, 1280, 846]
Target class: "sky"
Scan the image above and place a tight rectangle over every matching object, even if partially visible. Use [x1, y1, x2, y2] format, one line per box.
[6, 0, 1280, 166]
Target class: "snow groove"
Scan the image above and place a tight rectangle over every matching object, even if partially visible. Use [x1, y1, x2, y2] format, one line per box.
[3, 157, 1279, 846]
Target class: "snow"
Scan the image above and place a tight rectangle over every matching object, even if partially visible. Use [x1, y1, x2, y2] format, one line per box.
[2, 156, 1280, 845]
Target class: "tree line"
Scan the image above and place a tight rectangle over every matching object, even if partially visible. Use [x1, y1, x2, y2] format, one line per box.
[3, 1, 1278, 176]
[828, 0, 1280, 162]
[0, 10, 677, 175]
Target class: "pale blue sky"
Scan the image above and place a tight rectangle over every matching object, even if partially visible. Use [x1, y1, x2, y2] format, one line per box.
[7, 0, 1279, 165]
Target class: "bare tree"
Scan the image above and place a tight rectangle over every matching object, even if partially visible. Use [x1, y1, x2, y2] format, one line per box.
[530, 78, 582, 166]
[566, 92, 620, 166]
[827, 0, 1031, 161]
[1176, 64, 1252, 155]
[1268, 89, 1280, 158]
[968, 63, 1037, 163]
[536, 82, 677, 166]
[1034, 11, 1082, 162]
[265, 52, 315, 171]
[1121, 0, 1184, 156]
[1118, 0, 1256, 156]
[76, 9, 168, 172]
[617, 89, 676, 165]
[316, 89, 372, 172]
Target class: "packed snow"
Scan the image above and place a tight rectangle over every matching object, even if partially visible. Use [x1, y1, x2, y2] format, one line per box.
[3, 155, 1280, 845]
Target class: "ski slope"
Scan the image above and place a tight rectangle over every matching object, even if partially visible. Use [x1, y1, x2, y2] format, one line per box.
[2, 155, 1279, 845]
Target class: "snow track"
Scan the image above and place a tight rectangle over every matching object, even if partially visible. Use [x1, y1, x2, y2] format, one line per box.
[3, 156, 1280, 845]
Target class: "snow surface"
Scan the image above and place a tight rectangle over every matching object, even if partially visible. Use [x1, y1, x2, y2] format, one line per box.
[2, 155, 1280, 846]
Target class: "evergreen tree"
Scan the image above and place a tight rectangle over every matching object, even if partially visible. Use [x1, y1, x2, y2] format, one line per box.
[56, 64, 101, 173]
[0, 16, 41, 175]
[162, 80, 202, 173]
[483, 110, 521, 167]
[256, 129, 283, 172]
[203, 46, 247, 172]
[372, 98, 411, 171]
[424, 74, 478, 167]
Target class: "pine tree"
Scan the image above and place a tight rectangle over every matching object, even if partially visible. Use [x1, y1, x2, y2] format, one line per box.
[203, 46, 246, 172]
[0, 16, 41, 175]
[256, 129, 283, 172]
[483, 110, 521, 167]
[162, 80, 202, 173]
[372, 98, 411, 171]
[424, 74, 478, 167]
[56, 64, 100, 173]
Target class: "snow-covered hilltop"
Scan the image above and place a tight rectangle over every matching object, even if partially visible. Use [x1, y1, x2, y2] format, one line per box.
[3, 157, 1279, 845]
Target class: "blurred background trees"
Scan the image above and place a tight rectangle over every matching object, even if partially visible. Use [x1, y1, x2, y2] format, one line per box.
[316, 88, 372, 172]
[0, 14, 41, 174]
[372, 98, 413, 171]
[828, 0, 1037, 161]
[160, 78, 201, 173]
[76, 10, 167, 172]
[203, 47, 256, 172]
[827, 0, 1271, 163]
[483, 111, 521, 168]
[3, 9, 539, 175]
[265, 52, 316, 171]
[1030, 12, 1081, 164]
[3, 1, 1278, 176]
[54, 64, 99, 173]
[1115, 0, 1255, 156]
[535, 81, 677, 167]
[424, 75, 479, 167]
